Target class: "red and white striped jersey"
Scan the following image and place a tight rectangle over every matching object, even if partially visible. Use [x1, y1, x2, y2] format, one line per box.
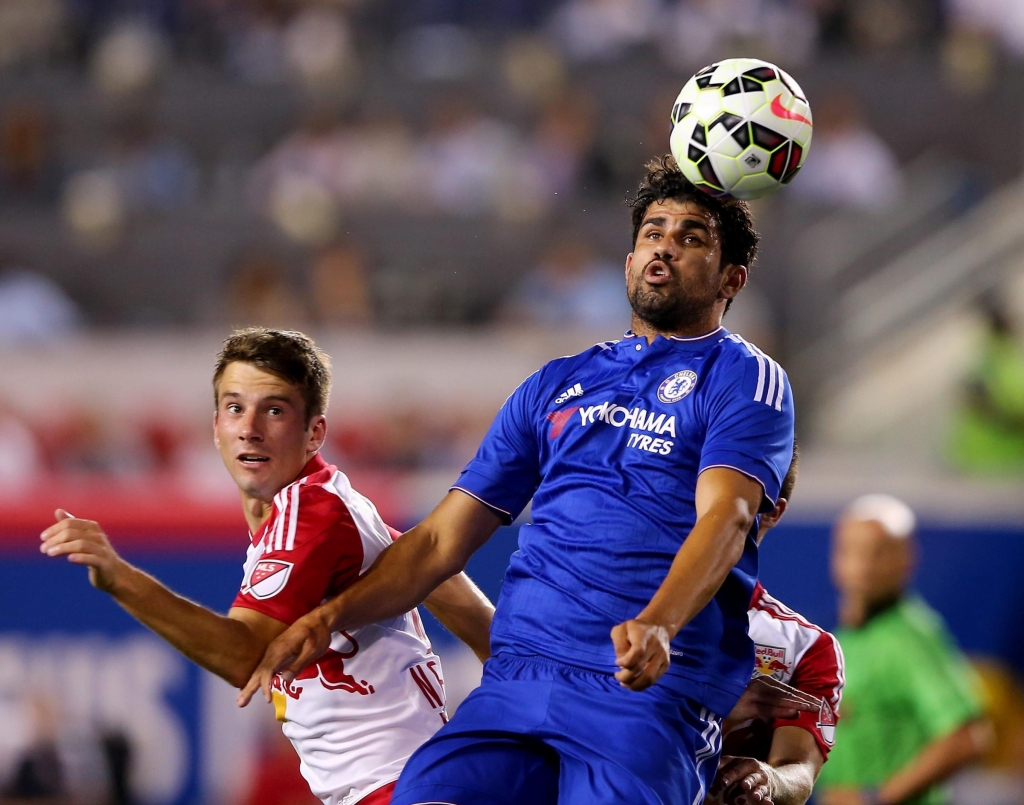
[723, 582, 845, 763]
[232, 455, 446, 805]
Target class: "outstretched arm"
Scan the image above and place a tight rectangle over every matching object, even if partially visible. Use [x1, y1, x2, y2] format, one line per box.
[611, 467, 763, 691]
[715, 726, 825, 805]
[875, 719, 990, 805]
[238, 490, 503, 705]
[40, 510, 288, 687]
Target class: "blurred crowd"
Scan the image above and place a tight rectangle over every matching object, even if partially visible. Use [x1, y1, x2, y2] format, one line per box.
[2, 0, 1023, 332]
[0, 0, 1023, 479]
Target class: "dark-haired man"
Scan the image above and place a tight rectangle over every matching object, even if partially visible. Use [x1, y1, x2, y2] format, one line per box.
[711, 447, 846, 805]
[40, 327, 495, 805]
[242, 156, 796, 804]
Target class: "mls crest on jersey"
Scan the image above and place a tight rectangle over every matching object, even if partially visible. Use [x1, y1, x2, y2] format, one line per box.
[658, 370, 698, 403]
[818, 698, 837, 745]
[245, 559, 294, 600]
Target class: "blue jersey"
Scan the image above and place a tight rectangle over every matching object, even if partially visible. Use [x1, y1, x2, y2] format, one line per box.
[454, 327, 794, 715]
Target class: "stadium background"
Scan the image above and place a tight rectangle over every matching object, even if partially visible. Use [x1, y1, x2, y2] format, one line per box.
[1, 1, 1024, 803]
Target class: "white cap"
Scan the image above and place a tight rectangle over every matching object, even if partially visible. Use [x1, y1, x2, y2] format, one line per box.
[843, 494, 916, 540]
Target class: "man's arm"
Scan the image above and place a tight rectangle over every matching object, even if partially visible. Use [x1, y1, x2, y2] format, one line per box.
[40, 510, 288, 687]
[874, 719, 991, 805]
[423, 573, 494, 663]
[611, 466, 763, 691]
[238, 490, 503, 705]
[717, 726, 825, 805]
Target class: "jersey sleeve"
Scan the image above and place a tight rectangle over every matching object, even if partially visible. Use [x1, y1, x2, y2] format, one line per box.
[700, 350, 795, 510]
[451, 371, 543, 523]
[773, 630, 846, 761]
[232, 486, 364, 624]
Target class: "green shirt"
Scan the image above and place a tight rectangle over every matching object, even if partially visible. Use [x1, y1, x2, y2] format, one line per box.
[817, 595, 983, 805]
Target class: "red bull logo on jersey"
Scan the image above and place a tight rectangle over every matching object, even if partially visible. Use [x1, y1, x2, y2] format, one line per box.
[244, 560, 293, 600]
[754, 644, 790, 680]
[274, 631, 375, 707]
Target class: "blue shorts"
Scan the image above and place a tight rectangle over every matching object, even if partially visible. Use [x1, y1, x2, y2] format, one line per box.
[391, 652, 723, 805]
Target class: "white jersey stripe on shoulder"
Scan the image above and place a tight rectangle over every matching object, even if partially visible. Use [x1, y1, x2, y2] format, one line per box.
[729, 334, 767, 402]
[774, 368, 786, 411]
[285, 483, 300, 551]
[765, 355, 777, 405]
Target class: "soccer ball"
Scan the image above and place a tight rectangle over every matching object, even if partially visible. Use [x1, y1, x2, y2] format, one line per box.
[669, 58, 812, 200]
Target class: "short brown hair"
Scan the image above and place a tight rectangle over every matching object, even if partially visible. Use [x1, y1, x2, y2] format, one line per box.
[780, 440, 800, 502]
[213, 328, 331, 422]
[627, 155, 760, 312]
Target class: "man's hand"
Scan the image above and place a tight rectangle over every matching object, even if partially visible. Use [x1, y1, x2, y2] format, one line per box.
[236, 607, 334, 707]
[610, 618, 671, 691]
[713, 755, 778, 805]
[727, 675, 823, 725]
[40, 510, 130, 593]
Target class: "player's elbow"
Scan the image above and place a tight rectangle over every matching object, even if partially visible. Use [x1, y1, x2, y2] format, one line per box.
[962, 717, 994, 762]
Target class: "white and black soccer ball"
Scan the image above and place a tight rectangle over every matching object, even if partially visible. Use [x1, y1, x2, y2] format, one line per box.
[669, 58, 812, 200]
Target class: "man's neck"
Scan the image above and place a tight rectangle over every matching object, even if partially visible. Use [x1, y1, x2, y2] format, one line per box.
[241, 494, 273, 535]
[630, 312, 723, 344]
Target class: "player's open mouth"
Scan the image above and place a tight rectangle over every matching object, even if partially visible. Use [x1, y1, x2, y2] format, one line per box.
[238, 454, 270, 465]
[644, 261, 672, 285]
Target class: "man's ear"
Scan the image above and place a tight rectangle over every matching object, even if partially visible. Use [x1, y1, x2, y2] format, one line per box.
[308, 414, 327, 454]
[212, 411, 220, 449]
[624, 252, 633, 280]
[760, 497, 789, 531]
[719, 263, 748, 301]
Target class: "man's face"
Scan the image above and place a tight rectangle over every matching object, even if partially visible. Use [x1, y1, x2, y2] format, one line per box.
[830, 517, 910, 604]
[214, 362, 325, 504]
[625, 199, 741, 332]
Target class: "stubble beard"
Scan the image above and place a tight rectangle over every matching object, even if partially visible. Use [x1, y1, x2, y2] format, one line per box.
[627, 268, 720, 334]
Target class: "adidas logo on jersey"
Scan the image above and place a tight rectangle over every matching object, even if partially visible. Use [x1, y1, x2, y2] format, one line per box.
[554, 382, 584, 405]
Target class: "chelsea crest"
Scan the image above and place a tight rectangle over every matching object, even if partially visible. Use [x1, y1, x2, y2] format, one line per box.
[658, 370, 698, 404]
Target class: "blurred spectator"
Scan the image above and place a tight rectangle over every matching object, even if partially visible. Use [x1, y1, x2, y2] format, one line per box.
[0, 106, 59, 205]
[103, 114, 199, 212]
[0, 0, 67, 72]
[546, 0, 659, 63]
[527, 92, 598, 199]
[220, 0, 290, 85]
[790, 93, 903, 210]
[223, 251, 308, 330]
[0, 401, 44, 489]
[947, 0, 1024, 59]
[419, 96, 544, 219]
[658, 0, 818, 72]
[0, 262, 83, 345]
[818, 494, 991, 805]
[308, 240, 374, 328]
[948, 294, 1024, 475]
[250, 108, 347, 197]
[500, 235, 630, 329]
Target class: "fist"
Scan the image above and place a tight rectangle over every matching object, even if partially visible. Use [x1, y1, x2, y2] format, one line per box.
[610, 618, 671, 691]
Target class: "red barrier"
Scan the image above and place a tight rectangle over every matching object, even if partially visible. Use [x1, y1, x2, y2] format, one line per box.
[0, 471, 405, 551]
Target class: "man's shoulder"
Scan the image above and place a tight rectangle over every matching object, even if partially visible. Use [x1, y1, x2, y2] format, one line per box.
[712, 332, 786, 375]
[267, 465, 358, 549]
[525, 339, 624, 399]
[750, 587, 839, 659]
